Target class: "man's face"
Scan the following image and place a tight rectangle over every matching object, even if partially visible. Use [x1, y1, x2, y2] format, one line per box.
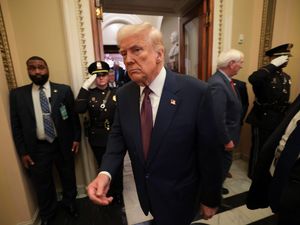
[119, 32, 163, 86]
[108, 72, 115, 82]
[27, 59, 48, 76]
[230, 58, 244, 76]
[27, 59, 49, 85]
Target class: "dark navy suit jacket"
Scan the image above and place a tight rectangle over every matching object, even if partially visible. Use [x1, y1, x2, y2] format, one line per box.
[247, 94, 300, 214]
[208, 71, 242, 145]
[10, 82, 81, 159]
[100, 68, 222, 224]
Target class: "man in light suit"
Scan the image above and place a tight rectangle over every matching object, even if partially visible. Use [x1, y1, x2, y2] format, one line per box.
[208, 49, 244, 195]
[10, 56, 81, 225]
[247, 94, 300, 225]
[87, 22, 223, 225]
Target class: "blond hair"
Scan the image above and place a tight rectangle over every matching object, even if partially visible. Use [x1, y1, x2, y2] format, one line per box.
[117, 22, 164, 53]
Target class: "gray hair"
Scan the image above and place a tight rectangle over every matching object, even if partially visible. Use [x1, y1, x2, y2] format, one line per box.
[217, 49, 244, 69]
[117, 22, 164, 53]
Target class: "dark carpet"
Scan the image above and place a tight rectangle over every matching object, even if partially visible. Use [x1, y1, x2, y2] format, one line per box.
[51, 197, 127, 225]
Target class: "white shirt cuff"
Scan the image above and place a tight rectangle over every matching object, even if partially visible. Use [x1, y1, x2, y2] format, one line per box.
[98, 171, 112, 181]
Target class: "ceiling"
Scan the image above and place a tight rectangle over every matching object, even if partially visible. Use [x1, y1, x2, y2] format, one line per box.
[102, 0, 200, 16]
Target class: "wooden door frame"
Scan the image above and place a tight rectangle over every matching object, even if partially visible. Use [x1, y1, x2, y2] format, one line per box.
[89, 0, 104, 60]
[180, 0, 213, 81]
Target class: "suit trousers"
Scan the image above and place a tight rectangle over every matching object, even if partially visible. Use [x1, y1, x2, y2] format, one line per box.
[222, 147, 233, 183]
[248, 126, 273, 179]
[29, 139, 77, 220]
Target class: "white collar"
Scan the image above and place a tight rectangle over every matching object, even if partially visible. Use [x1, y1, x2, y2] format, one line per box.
[140, 67, 166, 97]
[218, 69, 232, 82]
[32, 80, 51, 91]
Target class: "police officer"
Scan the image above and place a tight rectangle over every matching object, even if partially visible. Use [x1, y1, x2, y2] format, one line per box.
[246, 43, 293, 179]
[74, 61, 123, 205]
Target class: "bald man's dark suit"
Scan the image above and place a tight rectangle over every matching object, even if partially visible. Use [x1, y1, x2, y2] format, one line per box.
[232, 78, 249, 125]
[10, 82, 81, 220]
[100, 69, 222, 225]
[10, 82, 81, 157]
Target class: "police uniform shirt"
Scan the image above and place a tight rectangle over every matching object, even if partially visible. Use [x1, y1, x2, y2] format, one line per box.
[87, 87, 116, 129]
[75, 85, 116, 147]
[250, 64, 291, 105]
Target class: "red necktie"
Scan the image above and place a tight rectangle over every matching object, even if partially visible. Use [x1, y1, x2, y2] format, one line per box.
[141, 86, 153, 159]
[230, 80, 237, 95]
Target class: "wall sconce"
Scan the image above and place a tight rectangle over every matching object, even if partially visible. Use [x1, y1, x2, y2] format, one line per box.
[95, 0, 103, 21]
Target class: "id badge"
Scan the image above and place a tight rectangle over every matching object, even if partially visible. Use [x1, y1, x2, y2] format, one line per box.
[60, 104, 68, 120]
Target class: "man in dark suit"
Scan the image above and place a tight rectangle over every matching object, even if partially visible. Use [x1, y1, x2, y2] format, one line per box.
[208, 49, 244, 195]
[246, 43, 293, 179]
[10, 56, 81, 225]
[247, 94, 300, 225]
[87, 22, 222, 225]
[232, 78, 249, 125]
[112, 61, 131, 87]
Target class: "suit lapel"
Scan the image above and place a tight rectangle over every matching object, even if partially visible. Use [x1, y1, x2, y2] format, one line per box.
[125, 84, 145, 164]
[218, 72, 241, 106]
[25, 84, 35, 117]
[146, 71, 180, 165]
[50, 82, 59, 109]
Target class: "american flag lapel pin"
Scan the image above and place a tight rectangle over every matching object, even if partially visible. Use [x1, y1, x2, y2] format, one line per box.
[170, 99, 176, 105]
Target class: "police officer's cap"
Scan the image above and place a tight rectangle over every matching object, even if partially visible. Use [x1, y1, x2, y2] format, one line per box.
[265, 43, 293, 57]
[88, 61, 110, 76]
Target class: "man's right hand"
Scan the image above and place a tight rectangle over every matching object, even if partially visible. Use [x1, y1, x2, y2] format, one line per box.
[22, 154, 34, 169]
[87, 173, 113, 205]
[82, 74, 97, 90]
[271, 55, 289, 67]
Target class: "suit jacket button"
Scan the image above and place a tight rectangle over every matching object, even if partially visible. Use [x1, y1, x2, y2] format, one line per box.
[145, 173, 150, 179]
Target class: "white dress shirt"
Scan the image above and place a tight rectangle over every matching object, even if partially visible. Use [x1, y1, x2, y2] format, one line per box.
[139, 67, 166, 126]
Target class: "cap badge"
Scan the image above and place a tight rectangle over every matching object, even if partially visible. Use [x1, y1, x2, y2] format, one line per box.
[96, 62, 102, 69]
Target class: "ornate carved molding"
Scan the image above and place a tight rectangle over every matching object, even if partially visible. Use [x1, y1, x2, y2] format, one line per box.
[0, 5, 17, 90]
[218, 0, 223, 55]
[75, 0, 89, 78]
[258, 0, 276, 67]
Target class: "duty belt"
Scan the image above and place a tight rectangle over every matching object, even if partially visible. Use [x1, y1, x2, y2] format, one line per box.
[254, 100, 288, 112]
[91, 119, 110, 131]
